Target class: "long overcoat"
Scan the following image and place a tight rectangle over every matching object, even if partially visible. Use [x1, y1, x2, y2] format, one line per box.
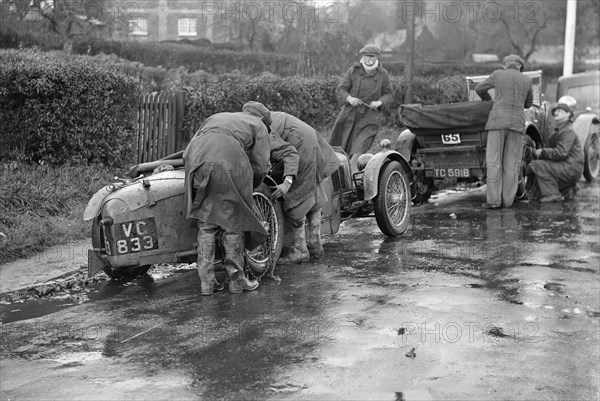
[329, 63, 394, 156]
[183, 112, 271, 237]
[529, 119, 584, 196]
[474, 68, 534, 132]
[270, 112, 340, 210]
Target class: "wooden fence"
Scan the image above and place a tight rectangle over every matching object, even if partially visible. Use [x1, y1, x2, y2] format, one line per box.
[137, 92, 185, 163]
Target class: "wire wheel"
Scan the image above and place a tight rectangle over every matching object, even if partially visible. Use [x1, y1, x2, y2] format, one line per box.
[246, 189, 284, 275]
[374, 161, 411, 237]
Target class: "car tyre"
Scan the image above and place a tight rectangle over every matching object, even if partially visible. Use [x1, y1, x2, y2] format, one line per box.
[583, 125, 599, 182]
[374, 160, 412, 237]
[245, 184, 284, 275]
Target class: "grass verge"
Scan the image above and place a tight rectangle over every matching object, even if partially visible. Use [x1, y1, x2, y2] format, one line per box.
[0, 162, 122, 265]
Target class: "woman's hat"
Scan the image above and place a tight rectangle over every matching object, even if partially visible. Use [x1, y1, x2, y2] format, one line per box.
[359, 44, 381, 57]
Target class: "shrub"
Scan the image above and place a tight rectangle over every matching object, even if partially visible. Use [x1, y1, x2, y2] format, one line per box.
[0, 52, 140, 166]
[74, 38, 299, 76]
[182, 74, 341, 140]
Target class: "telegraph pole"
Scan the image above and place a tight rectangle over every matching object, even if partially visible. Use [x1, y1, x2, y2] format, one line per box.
[405, 1, 416, 103]
[563, 0, 577, 76]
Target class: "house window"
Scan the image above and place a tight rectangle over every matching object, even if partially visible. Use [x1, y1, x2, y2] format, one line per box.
[178, 18, 197, 37]
[129, 18, 148, 36]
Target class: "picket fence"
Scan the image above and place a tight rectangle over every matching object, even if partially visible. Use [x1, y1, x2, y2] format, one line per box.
[137, 92, 186, 163]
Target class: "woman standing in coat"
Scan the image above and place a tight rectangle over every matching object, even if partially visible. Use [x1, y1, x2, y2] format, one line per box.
[329, 44, 394, 166]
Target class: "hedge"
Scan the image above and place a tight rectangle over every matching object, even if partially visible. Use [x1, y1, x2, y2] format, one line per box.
[73, 38, 299, 77]
[0, 52, 140, 166]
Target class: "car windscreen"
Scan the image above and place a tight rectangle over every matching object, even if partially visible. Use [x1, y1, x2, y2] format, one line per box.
[565, 84, 600, 111]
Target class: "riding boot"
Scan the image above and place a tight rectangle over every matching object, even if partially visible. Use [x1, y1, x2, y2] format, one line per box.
[306, 209, 324, 259]
[197, 230, 224, 296]
[277, 222, 310, 265]
[223, 232, 259, 294]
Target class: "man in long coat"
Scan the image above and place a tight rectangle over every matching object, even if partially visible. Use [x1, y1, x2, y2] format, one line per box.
[183, 102, 298, 295]
[329, 44, 394, 165]
[475, 54, 534, 209]
[528, 103, 583, 202]
[269, 111, 341, 264]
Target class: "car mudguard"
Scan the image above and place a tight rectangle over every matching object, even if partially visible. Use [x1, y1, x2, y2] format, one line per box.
[573, 113, 600, 150]
[363, 150, 412, 201]
[83, 183, 123, 221]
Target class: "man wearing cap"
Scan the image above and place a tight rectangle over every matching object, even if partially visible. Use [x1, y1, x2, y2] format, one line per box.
[475, 54, 534, 209]
[526, 103, 583, 202]
[329, 44, 394, 168]
[268, 111, 340, 264]
[183, 101, 298, 295]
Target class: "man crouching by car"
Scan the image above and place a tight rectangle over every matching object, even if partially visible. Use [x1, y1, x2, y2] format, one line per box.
[526, 103, 584, 202]
[183, 102, 298, 295]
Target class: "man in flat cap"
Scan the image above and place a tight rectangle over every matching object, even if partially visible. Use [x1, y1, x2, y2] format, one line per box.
[268, 111, 340, 264]
[183, 101, 298, 295]
[526, 103, 584, 202]
[329, 44, 394, 169]
[475, 54, 534, 209]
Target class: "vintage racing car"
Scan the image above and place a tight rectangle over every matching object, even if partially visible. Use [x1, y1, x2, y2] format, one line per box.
[83, 147, 412, 279]
[395, 70, 598, 204]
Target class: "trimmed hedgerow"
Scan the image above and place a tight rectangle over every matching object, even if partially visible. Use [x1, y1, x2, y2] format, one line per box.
[0, 52, 140, 166]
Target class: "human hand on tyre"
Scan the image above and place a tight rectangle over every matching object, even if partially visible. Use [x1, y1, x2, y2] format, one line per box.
[270, 178, 292, 200]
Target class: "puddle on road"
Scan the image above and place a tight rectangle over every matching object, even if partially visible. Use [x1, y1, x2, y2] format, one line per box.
[0, 264, 196, 324]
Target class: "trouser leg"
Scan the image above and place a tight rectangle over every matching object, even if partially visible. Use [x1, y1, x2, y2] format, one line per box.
[196, 223, 223, 296]
[222, 231, 258, 294]
[486, 130, 504, 206]
[502, 132, 524, 207]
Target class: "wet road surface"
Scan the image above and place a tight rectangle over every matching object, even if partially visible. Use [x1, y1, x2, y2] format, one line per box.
[1, 182, 599, 400]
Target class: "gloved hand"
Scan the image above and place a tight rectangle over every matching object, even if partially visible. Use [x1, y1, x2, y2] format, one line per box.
[271, 180, 292, 200]
[534, 148, 543, 159]
[346, 96, 362, 107]
[369, 100, 383, 110]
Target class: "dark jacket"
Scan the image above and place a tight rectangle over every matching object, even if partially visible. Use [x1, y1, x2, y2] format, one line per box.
[475, 68, 534, 132]
[271, 112, 340, 209]
[329, 63, 394, 154]
[540, 119, 584, 166]
[183, 112, 271, 236]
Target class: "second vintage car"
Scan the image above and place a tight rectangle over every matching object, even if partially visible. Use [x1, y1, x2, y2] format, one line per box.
[394, 70, 598, 204]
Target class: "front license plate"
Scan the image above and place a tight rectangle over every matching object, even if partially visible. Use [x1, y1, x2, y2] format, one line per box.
[433, 168, 471, 178]
[113, 217, 159, 255]
[441, 133, 461, 144]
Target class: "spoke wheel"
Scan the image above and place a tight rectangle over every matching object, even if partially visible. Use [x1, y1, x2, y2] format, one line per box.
[245, 186, 284, 276]
[583, 127, 599, 182]
[374, 161, 411, 237]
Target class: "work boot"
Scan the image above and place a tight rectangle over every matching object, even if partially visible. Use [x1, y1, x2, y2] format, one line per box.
[562, 184, 578, 201]
[222, 232, 259, 294]
[277, 222, 310, 265]
[540, 193, 563, 203]
[306, 209, 324, 259]
[197, 230, 224, 296]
